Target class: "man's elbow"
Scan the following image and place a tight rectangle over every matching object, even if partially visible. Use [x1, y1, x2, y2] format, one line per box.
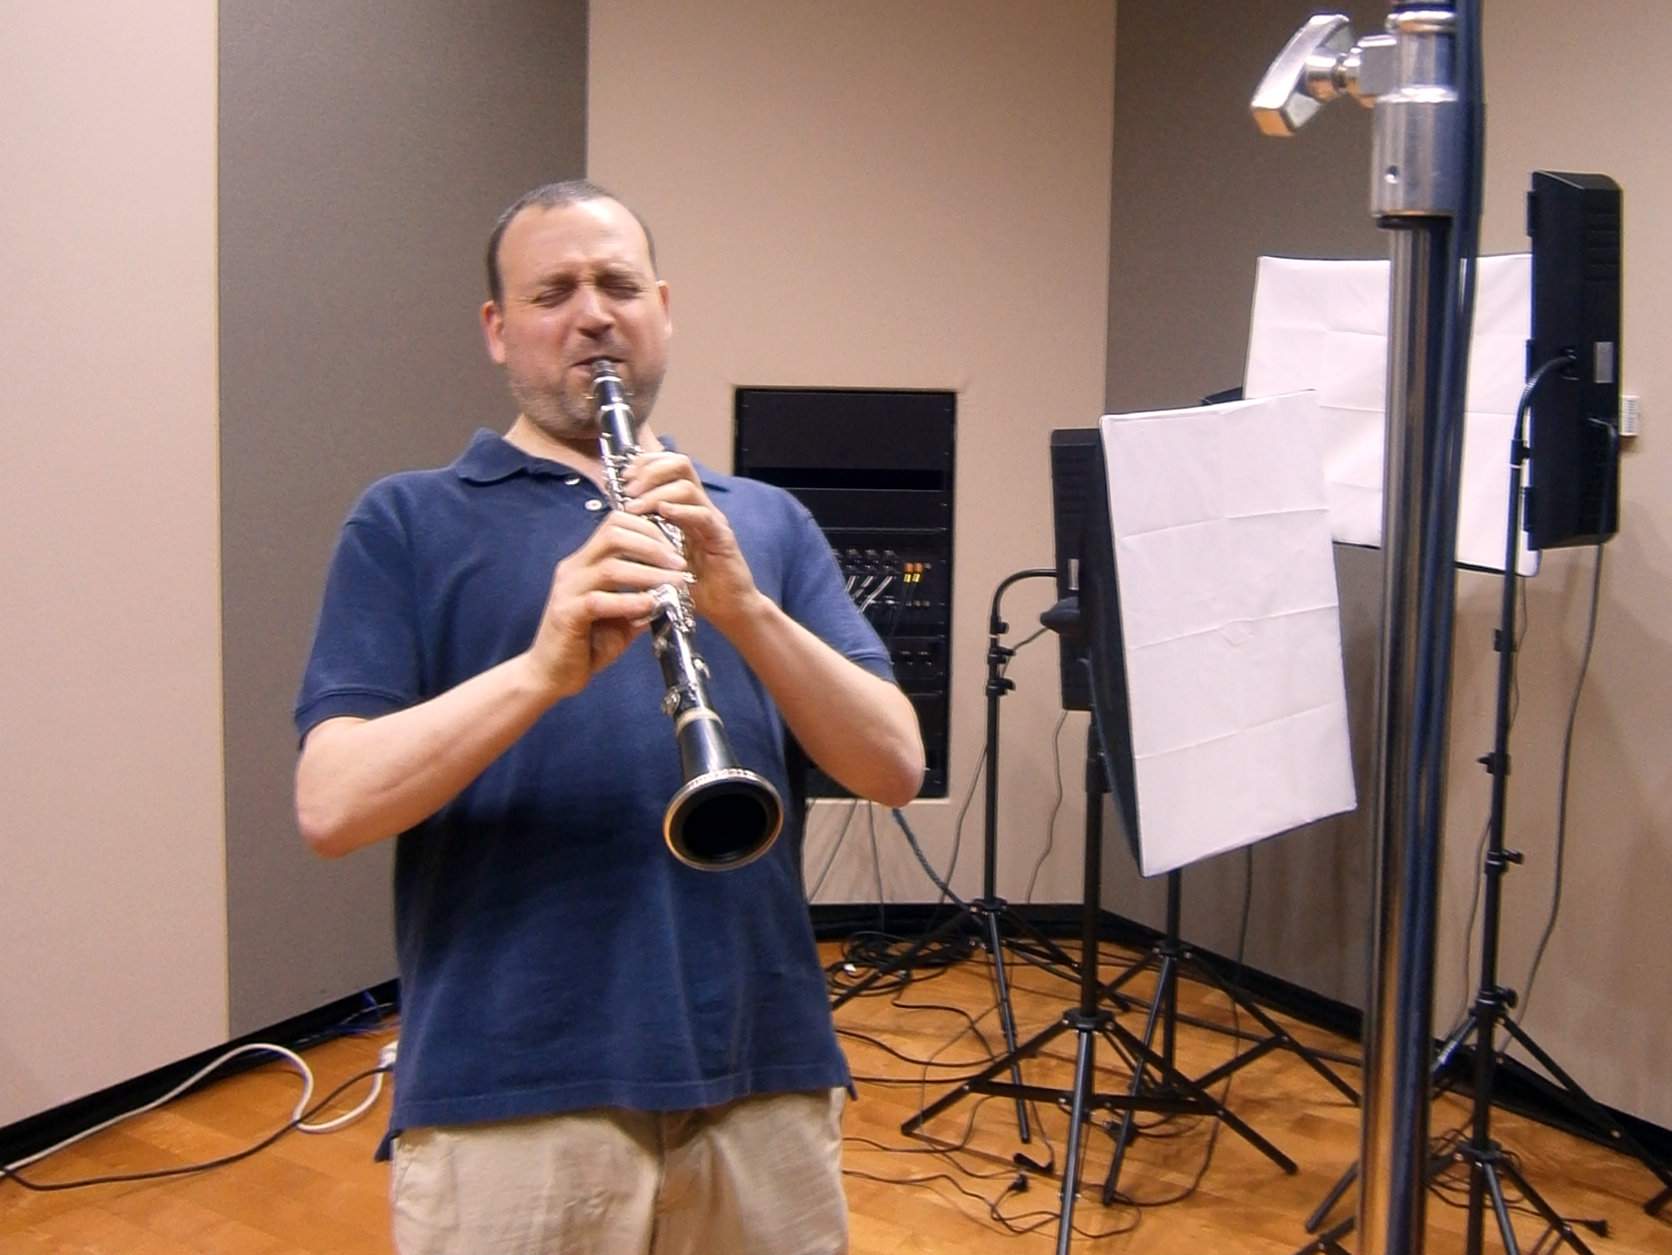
[868, 735, 927, 810]
[295, 761, 372, 858]
[296, 797, 359, 859]
[871, 775, 923, 811]
[294, 718, 376, 858]
[821, 733, 922, 810]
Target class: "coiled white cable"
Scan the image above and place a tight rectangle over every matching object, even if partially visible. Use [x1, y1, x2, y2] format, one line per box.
[3, 1035, 397, 1176]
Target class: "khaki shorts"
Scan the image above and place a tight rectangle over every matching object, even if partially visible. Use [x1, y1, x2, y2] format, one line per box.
[389, 1088, 848, 1255]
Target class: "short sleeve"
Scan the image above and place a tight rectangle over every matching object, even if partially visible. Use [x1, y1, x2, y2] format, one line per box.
[294, 495, 424, 739]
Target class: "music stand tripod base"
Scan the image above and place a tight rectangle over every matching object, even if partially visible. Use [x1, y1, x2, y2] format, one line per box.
[902, 727, 1296, 1255]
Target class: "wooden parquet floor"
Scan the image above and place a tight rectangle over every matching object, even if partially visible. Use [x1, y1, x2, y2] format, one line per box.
[3, 937, 1670, 1254]
[833, 936, 1672, 1254]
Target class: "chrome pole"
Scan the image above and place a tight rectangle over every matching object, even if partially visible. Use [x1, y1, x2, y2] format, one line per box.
[1361, 216, 1458, 1254]
[1254, 7, 1477, 1251]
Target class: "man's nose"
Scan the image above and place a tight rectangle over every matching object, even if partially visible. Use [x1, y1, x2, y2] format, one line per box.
[573, 281, 612, 329]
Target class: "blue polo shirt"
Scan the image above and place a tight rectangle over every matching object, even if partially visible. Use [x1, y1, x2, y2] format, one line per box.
[296, 429, 893, 1143]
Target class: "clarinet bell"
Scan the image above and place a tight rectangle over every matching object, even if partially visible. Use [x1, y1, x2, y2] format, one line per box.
[666, 768, 783, 870]
[664, 710, 783, 870]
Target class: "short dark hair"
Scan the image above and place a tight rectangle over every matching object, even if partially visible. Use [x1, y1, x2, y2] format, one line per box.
[484, 179, 658, 303]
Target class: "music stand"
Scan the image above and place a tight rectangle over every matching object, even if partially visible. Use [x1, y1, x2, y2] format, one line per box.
[901, 656, 1296, 1255]
[905, 407, 1363, 1247]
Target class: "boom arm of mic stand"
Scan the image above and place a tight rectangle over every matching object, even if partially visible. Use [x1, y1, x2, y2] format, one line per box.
[982, 569, 1057, 901]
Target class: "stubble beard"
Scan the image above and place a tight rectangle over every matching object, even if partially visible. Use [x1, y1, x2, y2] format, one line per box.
[509, 359, 666, 447]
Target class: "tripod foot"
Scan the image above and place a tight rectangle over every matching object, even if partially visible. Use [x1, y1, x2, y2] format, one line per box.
[1293, 1216, 1354, 1255]
[1448, 1138, 1598, 1255]
[1304, 1160, 1357, 1234]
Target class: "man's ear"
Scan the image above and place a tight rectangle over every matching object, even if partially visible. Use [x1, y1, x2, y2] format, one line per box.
[481, 300, 507, 365]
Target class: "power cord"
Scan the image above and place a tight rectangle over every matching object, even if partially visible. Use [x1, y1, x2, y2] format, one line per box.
[889, 807, 965, 909]
[806, 796, 863, 900]
[1518, 414, 1617, 1022]
[0, 1038, 396, 1192]
[1023, 710, 1070, 905]
[826, 927, 976, 1000]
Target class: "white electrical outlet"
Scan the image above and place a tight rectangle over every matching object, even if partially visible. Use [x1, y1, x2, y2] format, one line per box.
[1621, 393, 1641, 437]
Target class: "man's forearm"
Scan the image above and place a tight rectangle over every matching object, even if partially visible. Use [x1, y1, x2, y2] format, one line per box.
[717, 591, 925, 807]
[295, 653, 559, 857]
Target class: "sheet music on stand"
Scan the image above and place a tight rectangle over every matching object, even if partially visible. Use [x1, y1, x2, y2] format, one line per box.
[1092, 391, 1356, 877]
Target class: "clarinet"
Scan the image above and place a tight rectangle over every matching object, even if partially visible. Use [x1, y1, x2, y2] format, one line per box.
[591, 359, 783, 870]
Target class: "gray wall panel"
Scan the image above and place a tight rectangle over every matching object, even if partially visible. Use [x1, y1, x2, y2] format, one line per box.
[219, 0, 588, 1033]
[1102, 0, 1388, 1007]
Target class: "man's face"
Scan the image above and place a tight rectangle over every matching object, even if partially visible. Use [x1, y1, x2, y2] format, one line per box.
[482, 198, 671, 442]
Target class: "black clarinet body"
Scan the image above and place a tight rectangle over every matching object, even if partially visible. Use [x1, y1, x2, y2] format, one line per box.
[590, 359, 784, 870]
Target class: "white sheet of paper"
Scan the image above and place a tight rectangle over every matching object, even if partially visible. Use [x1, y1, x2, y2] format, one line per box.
[1099, 392, 1357, 877]
[1243, 252, 1536, 575]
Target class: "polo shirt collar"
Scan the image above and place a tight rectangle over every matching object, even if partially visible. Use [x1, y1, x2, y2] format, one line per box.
[453, 427, 729, 492]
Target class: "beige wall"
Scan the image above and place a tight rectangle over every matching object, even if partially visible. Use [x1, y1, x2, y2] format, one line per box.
[1435, 0, 1672, 1130]
[0, 6, 226, 1126]
[588, 0, 1117, 907]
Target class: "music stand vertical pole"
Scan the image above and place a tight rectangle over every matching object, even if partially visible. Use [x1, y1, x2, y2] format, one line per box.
[1054, 723, 1112, 1255]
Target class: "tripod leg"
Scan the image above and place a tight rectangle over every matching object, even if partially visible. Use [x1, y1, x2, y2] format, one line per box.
[1184, 952, 1359, 1104]
[1099, 948, 1158, 1002]
[1485, 1161, 1521, 1255]
[1305, 1161, 1358, 1234]
[1490, 1153, 1598, 1255]
[1100, 952, 1174, 1205]
[979, 904, 1033, 1142]
[1493, 1016, 1672, 1205]
[1115, 1014, 1297, 1172]
[903, 1014, 1071, 1135]
[1469, 1154, 1519, 1255]
[1054, 1019, 1099, 1255]
[993, 904, 1083, 977]
[1294, 1217, 1356, 1255]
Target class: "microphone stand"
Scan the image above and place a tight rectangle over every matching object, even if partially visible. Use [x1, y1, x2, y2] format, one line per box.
[1299, 373, 1607, 1255]
[834, 569, 1078, 1143]
[1426, 379, 1671, 1250]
